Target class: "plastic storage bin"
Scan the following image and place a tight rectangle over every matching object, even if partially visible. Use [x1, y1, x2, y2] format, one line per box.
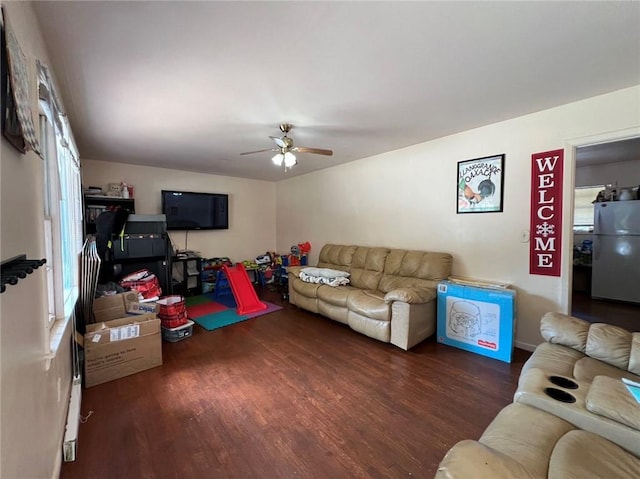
[161, 319, 194, 342]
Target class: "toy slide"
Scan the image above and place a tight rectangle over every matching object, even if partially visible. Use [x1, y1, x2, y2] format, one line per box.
[221, 263, 267, 315]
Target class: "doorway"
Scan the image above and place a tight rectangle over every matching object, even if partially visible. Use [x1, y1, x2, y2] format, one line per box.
[570, 136, 640, 332]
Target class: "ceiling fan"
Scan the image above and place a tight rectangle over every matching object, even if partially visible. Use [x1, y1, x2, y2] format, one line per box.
[240, 123, 333, 168]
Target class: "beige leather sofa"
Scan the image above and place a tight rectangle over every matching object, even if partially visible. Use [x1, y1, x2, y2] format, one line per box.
[436, 313, 640, 478]
[287, 244, 453, 350]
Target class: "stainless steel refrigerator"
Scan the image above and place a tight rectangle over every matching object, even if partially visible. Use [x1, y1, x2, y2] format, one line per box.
[591, 201, 640, 304]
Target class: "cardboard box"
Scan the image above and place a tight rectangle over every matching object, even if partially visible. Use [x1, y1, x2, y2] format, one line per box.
[126, 301, 160, 315]
[93, 291, 139, 322]
[83, 313, 162, 387]
[436, 280, 516, 363]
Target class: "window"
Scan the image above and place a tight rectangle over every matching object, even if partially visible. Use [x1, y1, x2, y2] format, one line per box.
[38, 61, 83, 336]
[573, 185, 603, 232]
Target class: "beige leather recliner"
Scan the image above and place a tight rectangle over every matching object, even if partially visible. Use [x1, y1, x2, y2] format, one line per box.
[435, 313, 640, 478]
[287, 244, 453, 350]
[436, 402, 640, 479]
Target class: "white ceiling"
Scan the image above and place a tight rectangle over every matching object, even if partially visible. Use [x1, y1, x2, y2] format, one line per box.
[32, 1, 640, 182]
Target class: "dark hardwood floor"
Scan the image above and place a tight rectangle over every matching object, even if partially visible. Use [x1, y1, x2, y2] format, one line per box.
[61, 288, 530, 479]
[572, 291, 640, 332]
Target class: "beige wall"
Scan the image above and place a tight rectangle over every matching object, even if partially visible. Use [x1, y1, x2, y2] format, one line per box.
[1, 2, 73, 478]
[81, 161, 276, 261]
[276, 86, 640, 349]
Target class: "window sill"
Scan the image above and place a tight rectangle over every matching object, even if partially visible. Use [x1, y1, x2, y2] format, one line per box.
[45, 315, 71, 370]
[45, 287, 79, 370]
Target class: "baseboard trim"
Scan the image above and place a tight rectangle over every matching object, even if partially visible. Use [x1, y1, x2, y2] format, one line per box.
[63, 376, 82, 462]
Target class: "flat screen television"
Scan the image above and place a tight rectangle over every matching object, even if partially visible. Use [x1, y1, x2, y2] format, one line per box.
[161, 190, 229, 231]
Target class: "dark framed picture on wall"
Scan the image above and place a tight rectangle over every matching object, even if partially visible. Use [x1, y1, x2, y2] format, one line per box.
[457, 154, 505, 214]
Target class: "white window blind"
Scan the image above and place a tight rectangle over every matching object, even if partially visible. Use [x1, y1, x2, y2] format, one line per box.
[574, 185, 603, 231]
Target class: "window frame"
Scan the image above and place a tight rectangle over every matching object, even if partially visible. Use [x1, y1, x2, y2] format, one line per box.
[38, 61, 83, 350]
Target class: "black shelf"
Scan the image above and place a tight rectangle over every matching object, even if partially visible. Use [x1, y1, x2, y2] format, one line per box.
[84, 194, 135, 236]
[172, 256, 202, 297]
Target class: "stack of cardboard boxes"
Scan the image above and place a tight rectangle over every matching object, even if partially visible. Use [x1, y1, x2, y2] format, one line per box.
[84, 292, 162, 387]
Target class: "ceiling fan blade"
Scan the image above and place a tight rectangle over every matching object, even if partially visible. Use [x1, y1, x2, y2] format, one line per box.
[292, 146, 333, 156]
[270, 136, 287, 148]
[240, 148, 278, 155]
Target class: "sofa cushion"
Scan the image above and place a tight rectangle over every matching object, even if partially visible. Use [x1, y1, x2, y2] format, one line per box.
[292, 277, 322, 298]
[548, 430, 640, 479]
[585, 323, 633, 371]
[317, 244, 356, 272]
[347, 311, 391, 342]
[435, 440, 535, 479]
[317, 284, 359, 307]
[347, 290, 389, 321]
[379, 249, 453, 293]
[348, 247, 389, 290]
[540, 312, 589, 352]
[520, 342, 585, 380]
[318, 301, 349, 324]
[573, 356, 640, 383]
[480, 403, 575, 479]
[585, 375, 640, 430]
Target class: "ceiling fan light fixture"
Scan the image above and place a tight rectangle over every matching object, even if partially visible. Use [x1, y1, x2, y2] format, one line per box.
[272, 153, 284, 166]
[240, 123, 332, 169]
[284, 151, 297, 167]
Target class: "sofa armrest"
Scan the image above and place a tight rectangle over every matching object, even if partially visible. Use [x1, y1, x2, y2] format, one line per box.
[435, 440, 535, 479]
[286, 266, 304, 278]
[384, 287, 436, 304]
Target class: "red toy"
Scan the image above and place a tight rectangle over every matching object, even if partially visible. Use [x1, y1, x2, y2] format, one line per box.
[298, 242, 311, 254]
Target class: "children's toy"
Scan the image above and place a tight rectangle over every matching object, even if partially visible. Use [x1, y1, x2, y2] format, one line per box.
[298, 242, 311, 254]
[222, 263, 267, 315]
[289, 242, 311, 266]
[255, 254, 272, 265]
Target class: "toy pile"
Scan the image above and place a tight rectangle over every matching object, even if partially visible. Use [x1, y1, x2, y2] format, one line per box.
[283, 242, 311, 266]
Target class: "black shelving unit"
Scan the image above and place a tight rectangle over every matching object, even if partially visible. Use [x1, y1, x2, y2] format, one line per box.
[84, 194, 135, 236]
[200, 258, 219, 294]
[97, 214, 171, 297]
[172, 256, 202, 297]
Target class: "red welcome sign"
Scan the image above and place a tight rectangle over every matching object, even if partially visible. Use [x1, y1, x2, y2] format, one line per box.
[530, 149, 564, 276]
